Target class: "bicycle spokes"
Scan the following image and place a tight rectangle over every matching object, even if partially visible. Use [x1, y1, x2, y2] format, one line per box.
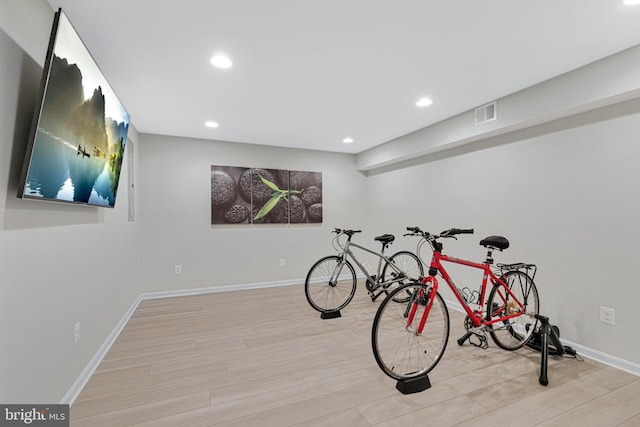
[372, 283, 450, 381]
[487, 271, 539, 350]
[305, 255, 357, 313]
[329, 261, 345, 287]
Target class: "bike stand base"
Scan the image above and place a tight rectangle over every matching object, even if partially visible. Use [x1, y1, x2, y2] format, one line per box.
[320, 310, 341, 319]
[396, 375, 431, 394]
[535, 314, 564, 387]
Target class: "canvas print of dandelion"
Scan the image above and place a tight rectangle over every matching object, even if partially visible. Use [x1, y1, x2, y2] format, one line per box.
[211, 166, 322, 225]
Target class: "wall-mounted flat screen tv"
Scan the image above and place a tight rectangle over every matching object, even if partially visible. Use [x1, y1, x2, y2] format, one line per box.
[17, 8, 130, 208]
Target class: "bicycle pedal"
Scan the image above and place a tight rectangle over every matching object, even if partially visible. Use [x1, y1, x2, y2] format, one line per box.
[469, 332, 489, 349]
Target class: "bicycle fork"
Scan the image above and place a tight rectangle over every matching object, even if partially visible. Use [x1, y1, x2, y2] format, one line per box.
[404, 277, 437, 335]
[329, 257, 348, 287]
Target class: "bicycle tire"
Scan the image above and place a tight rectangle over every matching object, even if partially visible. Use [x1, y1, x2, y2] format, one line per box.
[304, 255, 357, 313]
[381, 251, 424, 303]
[486, 270, 539, 350]
[372, 282, 450, 380]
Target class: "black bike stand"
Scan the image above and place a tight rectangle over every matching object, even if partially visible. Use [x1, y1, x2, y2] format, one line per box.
[396, 374, 431, 394]
[535, 314, 564, 386]
[320, 310, 341, 319]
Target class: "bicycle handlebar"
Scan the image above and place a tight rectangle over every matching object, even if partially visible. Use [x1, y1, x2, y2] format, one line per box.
[333, 228, 362, 236]
[405, 226, 474, 239]
[447, 228, 475, 236]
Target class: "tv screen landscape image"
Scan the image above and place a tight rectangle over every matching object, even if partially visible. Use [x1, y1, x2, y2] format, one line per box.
[18, 9, 130, 208]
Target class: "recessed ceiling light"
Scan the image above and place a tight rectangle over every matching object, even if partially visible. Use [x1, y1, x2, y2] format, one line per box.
[210, 54, 232, 69]
[205, 121, 219, 128]
[416, 97, 433, 107]
[342, 137, 354, 144]
[624, 0, 640, 4]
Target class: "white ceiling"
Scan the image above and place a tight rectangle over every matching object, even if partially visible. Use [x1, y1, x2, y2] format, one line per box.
[46, 0, 640, 154]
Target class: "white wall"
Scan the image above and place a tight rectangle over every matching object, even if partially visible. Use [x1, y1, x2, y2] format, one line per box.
[0, 1, 142, 403]
[137, 133, 370, 292]
[364, 103, 640, 365]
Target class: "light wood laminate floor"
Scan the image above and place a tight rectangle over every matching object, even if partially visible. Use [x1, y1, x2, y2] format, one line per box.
[71, 284, 640, 426]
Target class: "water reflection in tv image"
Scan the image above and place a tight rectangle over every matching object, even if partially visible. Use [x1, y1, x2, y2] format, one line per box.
[20, 11, 129, 207]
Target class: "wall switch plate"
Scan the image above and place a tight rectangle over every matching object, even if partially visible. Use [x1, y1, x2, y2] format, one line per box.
[600, 306, 615, 325]
[279, 258, 286, 267]
[174, 265, 182, 274]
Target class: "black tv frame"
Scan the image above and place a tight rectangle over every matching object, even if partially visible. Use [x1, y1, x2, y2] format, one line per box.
[17, 8, 130, 208]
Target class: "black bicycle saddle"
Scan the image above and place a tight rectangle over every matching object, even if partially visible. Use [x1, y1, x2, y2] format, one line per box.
[375, 234, 395, 245]
[479, 236, 509, 250]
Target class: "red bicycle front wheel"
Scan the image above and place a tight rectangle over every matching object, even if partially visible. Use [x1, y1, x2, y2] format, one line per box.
[371, 282, 450, 380]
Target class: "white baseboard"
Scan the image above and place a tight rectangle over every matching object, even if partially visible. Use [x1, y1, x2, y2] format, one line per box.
[139, 278, 302, 301]
[560, 339, 640, 377]
[61, 283, 637, 405]
[61, 279, 302, 406]
[60, 294, 143, 405]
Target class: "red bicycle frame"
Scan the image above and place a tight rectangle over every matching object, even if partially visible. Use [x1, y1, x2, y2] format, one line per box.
[408, 250, 527, 335]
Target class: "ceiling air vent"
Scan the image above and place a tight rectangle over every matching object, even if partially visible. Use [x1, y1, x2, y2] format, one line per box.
[474, 101, 497, 125]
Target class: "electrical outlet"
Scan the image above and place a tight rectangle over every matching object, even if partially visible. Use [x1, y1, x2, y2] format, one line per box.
[279, 258, 286, 267]
[74, 322, 80, 344]
[599, 306, 615, 325]
[174, 265, 182, 274]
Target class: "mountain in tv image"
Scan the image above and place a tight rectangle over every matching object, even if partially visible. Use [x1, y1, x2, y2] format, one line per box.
[25, 54, 129, 206]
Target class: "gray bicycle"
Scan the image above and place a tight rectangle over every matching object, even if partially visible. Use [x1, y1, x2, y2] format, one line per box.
[305, 228, 424, 314]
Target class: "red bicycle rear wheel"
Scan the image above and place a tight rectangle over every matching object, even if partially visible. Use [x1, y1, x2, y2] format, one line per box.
[486, 270, 539, 350]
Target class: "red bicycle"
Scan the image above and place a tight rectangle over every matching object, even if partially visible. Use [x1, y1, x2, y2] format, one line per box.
[371, 226, 540, 381]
